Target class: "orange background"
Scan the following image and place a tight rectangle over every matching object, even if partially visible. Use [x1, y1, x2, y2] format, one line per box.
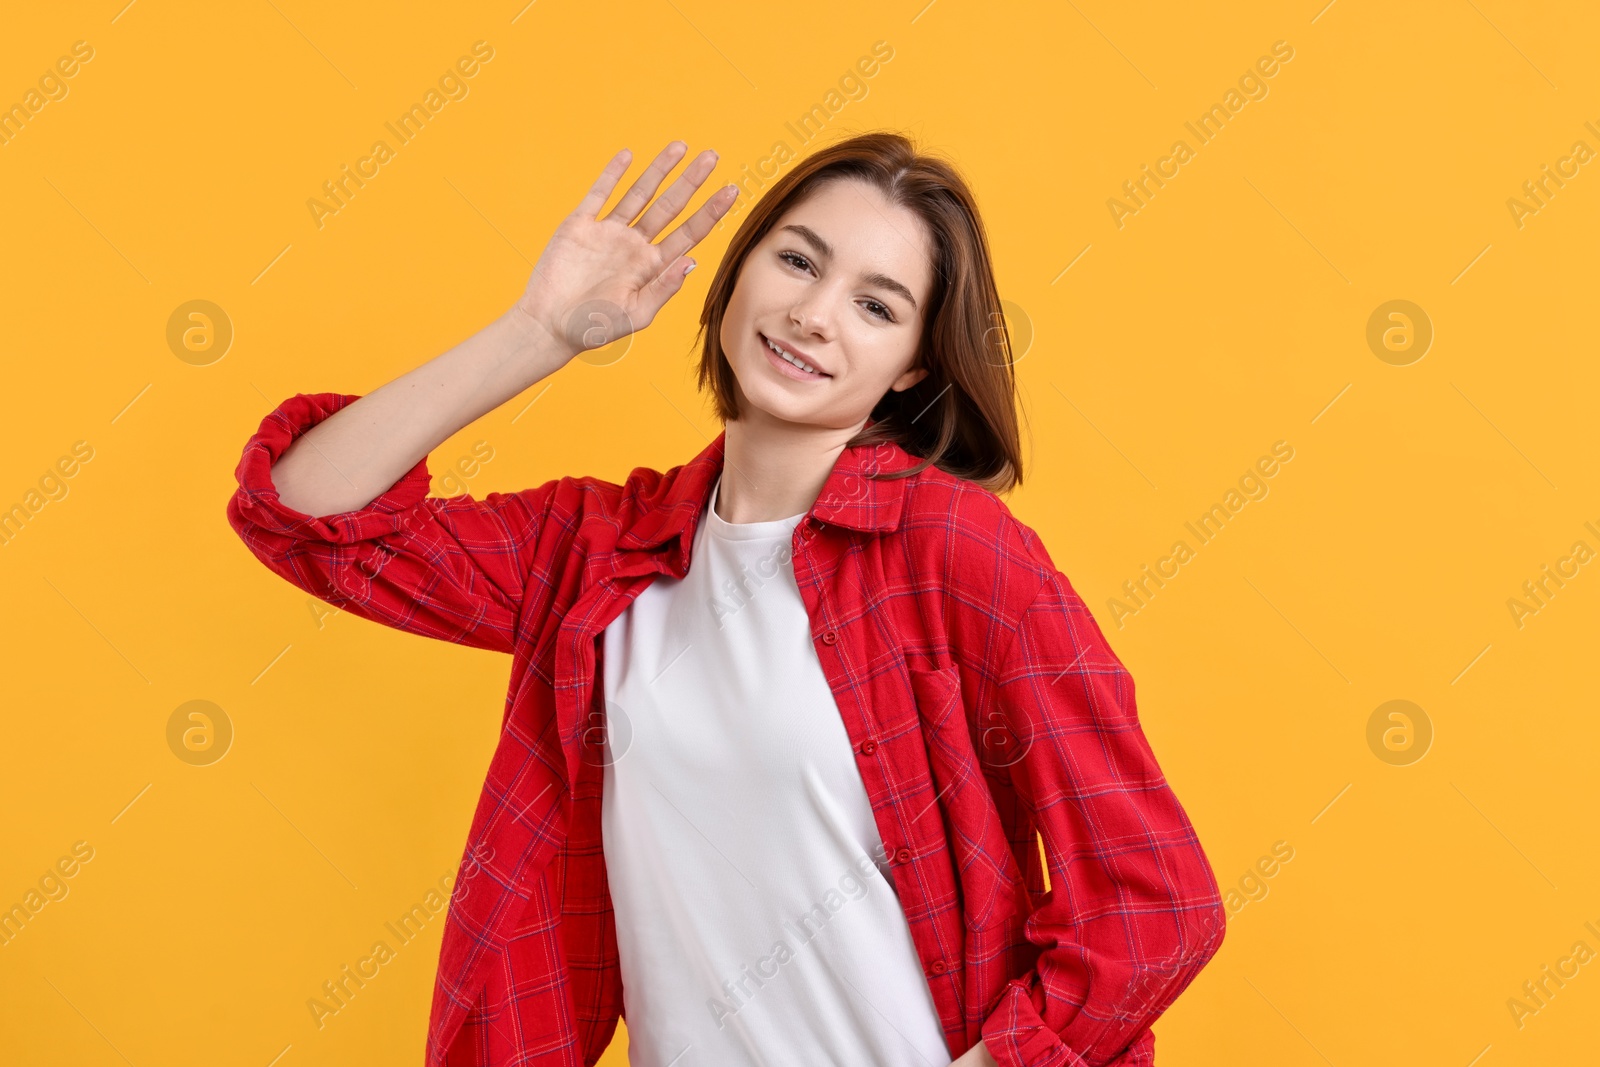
[2, 1, 1597, 1064]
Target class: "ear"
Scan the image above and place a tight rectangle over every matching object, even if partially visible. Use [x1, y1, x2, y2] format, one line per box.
[890, 364, 930, 392]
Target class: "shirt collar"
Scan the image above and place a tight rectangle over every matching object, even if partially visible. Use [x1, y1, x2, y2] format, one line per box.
[617, 420, 920, 570]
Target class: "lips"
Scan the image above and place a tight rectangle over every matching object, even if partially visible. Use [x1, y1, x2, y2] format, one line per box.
[760, 333, 831, 377]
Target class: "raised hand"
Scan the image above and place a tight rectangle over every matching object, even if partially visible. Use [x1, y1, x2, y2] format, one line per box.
[512, 141, 738, 360]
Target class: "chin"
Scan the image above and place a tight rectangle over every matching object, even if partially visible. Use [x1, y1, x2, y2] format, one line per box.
[738, 382, 804, 424]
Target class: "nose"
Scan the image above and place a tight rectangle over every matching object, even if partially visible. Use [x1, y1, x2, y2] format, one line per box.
[789, 286, 835, 340]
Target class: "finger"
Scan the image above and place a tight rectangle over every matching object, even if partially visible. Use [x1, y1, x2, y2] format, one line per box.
[574, 148, 634, 219]
[601, 141, 688, 226]
[639, 254, 698, 320]
[655, 183, 739, 264]
[632, 148, 719, 242]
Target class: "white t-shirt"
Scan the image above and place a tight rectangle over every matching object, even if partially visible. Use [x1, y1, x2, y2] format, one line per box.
[599, 474, 951, 1067]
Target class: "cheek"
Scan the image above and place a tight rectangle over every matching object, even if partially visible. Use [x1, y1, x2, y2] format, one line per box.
[721, 281, 771, 349]
[719, 304, 751, 359]
[852, 330, 917, 385]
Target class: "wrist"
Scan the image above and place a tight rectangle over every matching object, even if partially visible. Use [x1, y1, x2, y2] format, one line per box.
[502, 304, 577, 377]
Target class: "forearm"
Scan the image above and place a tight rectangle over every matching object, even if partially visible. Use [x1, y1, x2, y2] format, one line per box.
[949, 1038, 998, 1067]
[269, 308, 571, 518]
[266, 140, 728, 519]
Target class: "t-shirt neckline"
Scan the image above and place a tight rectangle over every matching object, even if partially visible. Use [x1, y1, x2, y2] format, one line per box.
[704, 475, 807, 541]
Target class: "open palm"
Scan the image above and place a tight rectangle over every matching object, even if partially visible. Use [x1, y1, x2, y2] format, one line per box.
[514, 142, 736, 357]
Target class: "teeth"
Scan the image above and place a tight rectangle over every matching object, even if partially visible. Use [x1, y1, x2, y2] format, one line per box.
[766, 337, 823, 375]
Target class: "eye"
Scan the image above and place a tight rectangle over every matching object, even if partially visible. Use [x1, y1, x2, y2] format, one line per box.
[777, 249, 896, 322]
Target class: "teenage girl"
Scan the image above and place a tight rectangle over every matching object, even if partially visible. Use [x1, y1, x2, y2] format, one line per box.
[233, 132, 1226, 1067]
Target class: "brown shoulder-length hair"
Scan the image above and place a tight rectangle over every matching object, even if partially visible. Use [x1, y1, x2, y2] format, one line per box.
[691, 130, 1025, 494]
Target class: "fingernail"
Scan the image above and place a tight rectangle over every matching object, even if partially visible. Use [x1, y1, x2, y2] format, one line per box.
[684, 259, 697, 276]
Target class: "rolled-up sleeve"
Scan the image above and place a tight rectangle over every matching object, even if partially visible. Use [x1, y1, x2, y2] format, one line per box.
[979, 568, 1227, 1067]
[226, 391, 562, 655]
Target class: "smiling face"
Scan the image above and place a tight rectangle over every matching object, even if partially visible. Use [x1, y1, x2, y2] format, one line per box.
[718, 177, 935, 432]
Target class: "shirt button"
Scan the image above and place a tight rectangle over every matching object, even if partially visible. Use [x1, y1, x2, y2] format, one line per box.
[895, 847, 912, 863]
[821, 630, 838, 645]
[929, 959, 947, 976]
[858, 739, 878, 755]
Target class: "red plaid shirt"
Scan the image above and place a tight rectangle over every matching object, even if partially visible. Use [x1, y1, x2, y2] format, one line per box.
[228, 392, 1226, 1067]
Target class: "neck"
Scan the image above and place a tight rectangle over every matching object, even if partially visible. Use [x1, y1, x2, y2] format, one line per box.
[717, 413, 864, 524]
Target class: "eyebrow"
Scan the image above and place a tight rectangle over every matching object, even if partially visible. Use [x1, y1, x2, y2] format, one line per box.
[779, 223, 919, 312]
